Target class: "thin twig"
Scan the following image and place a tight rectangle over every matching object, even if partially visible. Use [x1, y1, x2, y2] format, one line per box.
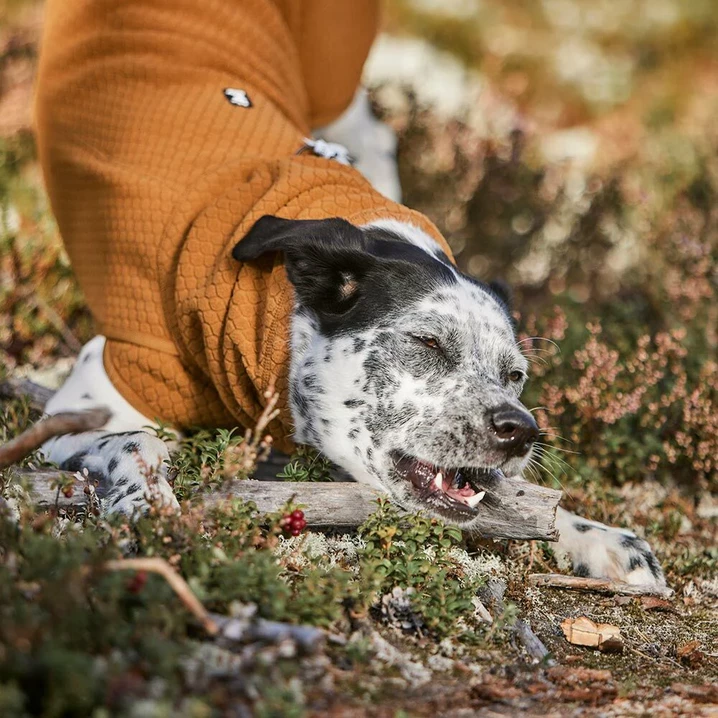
[103, 557, 219, 635]
[529, 573, 674, 599]
[0, 408, 112, 468]
[478, 579, 554, 665]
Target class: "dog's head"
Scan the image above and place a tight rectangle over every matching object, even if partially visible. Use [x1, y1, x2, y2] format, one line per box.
[232, 216, 537, 527]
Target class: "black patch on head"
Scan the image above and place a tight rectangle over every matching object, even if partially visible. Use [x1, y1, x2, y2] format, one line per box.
[629, 555, 643, 571]
[123, 441, 141, 454]
[574, 522, 592, 533]
[487, 280, 513, 316]
[353, 338, 366, 353]
[107, 457, 119, 474]
[231, 216, 458, 336]
[574, 563, 591, 577]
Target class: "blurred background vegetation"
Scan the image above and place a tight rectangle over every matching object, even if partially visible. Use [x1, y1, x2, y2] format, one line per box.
[1, 0, 716, 494]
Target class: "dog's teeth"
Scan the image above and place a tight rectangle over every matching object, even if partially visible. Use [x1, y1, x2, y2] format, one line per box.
[434, 472, 443, 490]
[466, 491, 485, 508]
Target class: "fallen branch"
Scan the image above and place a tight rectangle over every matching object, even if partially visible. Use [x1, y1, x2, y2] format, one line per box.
[0, 408, 112, 469]
[211, 612, 325, 654]
[103, 557, 219, 635]
[0, 378, 56, 412]
[478, 579, 554, 665]
[529, 573, 674, 599]
[16, 471, 561, 541]
[103, 557, 325, 652]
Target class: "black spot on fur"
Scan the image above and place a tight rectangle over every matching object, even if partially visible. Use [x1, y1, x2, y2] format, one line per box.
[97, 438, 111, 450]
[123, 441, 141, 454]
[107, 457, 119, 474]
[115, 476, 130, 488]
[629, 555, 643, 571]
[60, 451, 88, 472]
[620, 534, 641, 549]
[348, 428, 360, 440]
[574, 522, 592, 533]
[353, 338, 366, 353]
[125, 483, 142, 495]
[642, 550, 662, 579]
[81, 393, 92, 400]
[83, 353, 93, 364]
[574, 563, 591, 577]
[344, 399, 365, 408]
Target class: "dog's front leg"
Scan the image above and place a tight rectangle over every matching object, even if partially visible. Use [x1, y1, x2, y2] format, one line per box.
[553, 507, 667, 589]
[42, 429, 179, 516]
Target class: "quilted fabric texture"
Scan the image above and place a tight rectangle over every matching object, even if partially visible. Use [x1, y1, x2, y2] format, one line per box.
[34, 0, 453, 451]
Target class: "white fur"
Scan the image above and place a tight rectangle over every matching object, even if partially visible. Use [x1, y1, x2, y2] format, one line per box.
[314, 88, 403, 202]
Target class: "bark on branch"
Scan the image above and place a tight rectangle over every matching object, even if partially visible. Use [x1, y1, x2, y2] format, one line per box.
[14, 470, 561, 541]
[0, 408, 112, 468]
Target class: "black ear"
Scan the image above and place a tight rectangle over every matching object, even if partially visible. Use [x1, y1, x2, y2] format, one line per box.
[488, 279, 513, 314]
[232, 215, 376, 316]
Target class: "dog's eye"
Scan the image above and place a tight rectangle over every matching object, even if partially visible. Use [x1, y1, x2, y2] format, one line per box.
[508, 370, 525, 383]
[414, 335, 442, 351]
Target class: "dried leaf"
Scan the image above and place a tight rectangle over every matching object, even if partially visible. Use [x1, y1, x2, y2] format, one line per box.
[640, 596, 675, 612]
[560, 616, 623, 653]
[676, 640, 704, 667]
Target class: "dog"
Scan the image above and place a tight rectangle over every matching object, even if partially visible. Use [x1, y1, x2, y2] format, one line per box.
[35, 0, 665, 590]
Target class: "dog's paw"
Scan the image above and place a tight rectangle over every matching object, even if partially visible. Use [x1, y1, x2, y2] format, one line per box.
[555, 509, 667, 590]
[573, 525, 666, 588]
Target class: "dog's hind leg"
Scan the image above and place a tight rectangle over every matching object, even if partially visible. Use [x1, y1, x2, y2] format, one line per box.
[41, 336, 179, 516]
[313, 88, 403, 203]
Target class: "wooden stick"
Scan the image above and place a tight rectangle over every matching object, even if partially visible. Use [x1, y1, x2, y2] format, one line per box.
[529, 573, 674, 599]
[103, 558, 219, 635]
[16, 471, 561, 541]
[0, 408, 112, 468]
[478, 579, 554, 665]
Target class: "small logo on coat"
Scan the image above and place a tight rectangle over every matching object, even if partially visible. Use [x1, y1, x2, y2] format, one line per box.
[300, 138, 354, 166]
[223, 88, 252, 108]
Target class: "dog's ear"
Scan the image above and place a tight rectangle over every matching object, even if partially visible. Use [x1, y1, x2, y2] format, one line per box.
[488, 279, 513, 314]
[232, 215, 376, 315]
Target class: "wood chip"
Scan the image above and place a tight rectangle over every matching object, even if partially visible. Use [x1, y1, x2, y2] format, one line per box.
[560, 616, 623, 653]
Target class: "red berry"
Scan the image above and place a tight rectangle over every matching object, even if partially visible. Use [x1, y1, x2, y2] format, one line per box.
[291, 528, 301, 536]
[291, 510, 304, 520]
[127, 571, 148, 594]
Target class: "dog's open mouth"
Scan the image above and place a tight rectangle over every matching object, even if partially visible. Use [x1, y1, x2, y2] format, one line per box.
[391, 451, 502, 522]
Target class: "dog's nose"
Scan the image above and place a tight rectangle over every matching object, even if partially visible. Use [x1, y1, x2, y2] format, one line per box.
[489, 405, 539, 457]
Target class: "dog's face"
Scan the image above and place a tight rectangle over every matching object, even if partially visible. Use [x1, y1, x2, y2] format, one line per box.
[233, 216, 538, 528]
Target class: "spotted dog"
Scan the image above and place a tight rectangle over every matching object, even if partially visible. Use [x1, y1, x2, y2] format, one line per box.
[42, 216, 665, 590]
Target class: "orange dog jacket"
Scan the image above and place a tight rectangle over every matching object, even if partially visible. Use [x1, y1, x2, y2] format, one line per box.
[34, 0, 452, 451]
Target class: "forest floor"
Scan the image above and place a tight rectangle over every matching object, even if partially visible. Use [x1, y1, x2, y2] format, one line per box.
[1, 1, 716, 716]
